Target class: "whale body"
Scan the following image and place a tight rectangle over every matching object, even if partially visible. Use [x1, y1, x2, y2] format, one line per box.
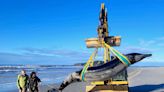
[58, 53, 152, 91]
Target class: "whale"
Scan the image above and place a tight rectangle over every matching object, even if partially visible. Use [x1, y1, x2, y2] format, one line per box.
[58, 53, 152, 91]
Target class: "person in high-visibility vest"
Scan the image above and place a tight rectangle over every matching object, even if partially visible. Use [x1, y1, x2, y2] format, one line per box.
[17, 70, 29, 92]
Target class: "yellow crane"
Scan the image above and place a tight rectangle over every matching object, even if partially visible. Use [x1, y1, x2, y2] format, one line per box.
[84, 3, 129, 92]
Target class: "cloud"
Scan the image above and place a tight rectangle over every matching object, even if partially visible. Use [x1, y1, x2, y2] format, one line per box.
[21, 48, 91, 58]
[0, 37, 163, 65]
[118, 46, 153, 54]
[0, 52, 57, 64]
[0, 48, 92, 65]
[139, 37, 164, 47]
[157, 37, 164, 41]
[157, 43, 164, 46]
[132, 36, 164, 63]
[139, 39, 156, 47]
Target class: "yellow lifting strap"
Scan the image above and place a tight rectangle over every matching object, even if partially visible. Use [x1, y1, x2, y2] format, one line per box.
[103, 42, 131, 66]
[104, 47, 107, 63]
[80, 42, 131, 81]
[80, 48, 98, 81]
[104, 47, 110, 63]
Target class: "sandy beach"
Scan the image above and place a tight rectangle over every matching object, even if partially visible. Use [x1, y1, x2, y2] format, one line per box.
[7, 67, 164, 92]
[60, 67, 164, 92]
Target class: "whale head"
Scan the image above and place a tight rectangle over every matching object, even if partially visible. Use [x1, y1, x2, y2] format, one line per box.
[126, 53, 152, 64]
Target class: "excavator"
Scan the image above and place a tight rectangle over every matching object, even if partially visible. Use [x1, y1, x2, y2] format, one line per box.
[84, 3, 129, 92]
[52, 3, 151, 92]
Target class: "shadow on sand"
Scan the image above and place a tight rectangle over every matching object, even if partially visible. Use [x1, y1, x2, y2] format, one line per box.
[129, 84, 164, 92]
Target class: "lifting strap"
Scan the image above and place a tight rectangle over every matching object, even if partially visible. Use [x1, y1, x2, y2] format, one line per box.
[80, 42, 131, 81]
[103, 42, 131, 66]
[81, 48, 98, 81]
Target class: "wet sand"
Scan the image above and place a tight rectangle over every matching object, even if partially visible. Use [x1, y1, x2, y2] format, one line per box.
[128, 67, 164, 92]
[10, 67, 164, 92]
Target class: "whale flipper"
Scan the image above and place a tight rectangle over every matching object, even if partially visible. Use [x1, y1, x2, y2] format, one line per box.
[58, 70, 82, 91]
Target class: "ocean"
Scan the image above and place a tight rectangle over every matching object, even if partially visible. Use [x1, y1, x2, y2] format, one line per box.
[0, 65, 82, 92]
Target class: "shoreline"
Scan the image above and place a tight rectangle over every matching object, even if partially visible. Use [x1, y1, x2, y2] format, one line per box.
[8, 83, 60, 92]
[4, 67, 164, 92]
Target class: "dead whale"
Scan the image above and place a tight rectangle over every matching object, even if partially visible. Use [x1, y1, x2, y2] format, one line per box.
[58, 53, 152, 91]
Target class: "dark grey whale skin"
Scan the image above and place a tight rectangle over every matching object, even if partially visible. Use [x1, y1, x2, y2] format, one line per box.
[57, 53, 152, 91]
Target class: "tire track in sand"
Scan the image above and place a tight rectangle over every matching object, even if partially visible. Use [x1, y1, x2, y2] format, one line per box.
[128, 69, 142, 80]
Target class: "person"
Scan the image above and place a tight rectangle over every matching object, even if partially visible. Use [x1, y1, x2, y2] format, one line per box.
[29, 72, 41, 92]
[17, 70, 29, 92]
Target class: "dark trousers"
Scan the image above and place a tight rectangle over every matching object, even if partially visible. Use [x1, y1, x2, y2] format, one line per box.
[29, 87, 39, 92]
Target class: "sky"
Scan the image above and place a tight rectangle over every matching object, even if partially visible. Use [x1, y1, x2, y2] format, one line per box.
[0, 0, 164, 65]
